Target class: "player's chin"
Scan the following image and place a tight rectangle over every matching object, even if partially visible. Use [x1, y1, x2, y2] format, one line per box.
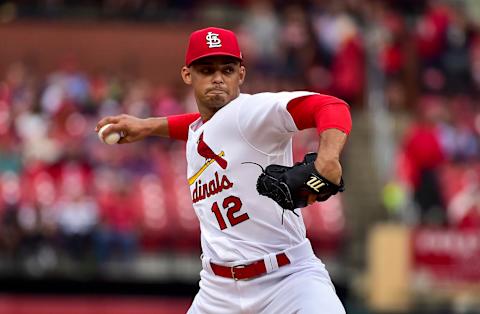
[206, 94, 228, 107]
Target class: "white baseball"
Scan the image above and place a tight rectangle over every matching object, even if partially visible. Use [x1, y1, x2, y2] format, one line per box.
[98, 123, 121, 145]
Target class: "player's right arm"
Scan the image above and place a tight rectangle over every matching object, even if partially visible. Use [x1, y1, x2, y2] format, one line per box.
[95, 113, 200, 143]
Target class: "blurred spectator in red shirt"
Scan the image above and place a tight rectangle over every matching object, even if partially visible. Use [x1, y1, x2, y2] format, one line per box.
[401, 95, 446, 225]
[415, 1, 450, 65]
[330, 28, 364, 104]
[310, 3, 365, 105]
[94, 177, 143, 265]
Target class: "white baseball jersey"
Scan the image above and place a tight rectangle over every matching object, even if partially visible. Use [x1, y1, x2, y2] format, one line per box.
[186, 91, 316, 263]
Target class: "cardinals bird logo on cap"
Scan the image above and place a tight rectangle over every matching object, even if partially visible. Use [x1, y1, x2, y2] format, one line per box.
[206, 31, 222, 48]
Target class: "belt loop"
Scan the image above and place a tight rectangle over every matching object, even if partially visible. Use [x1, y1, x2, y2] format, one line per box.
[263, 253, 279, 273]
[202, 255, 213, 274]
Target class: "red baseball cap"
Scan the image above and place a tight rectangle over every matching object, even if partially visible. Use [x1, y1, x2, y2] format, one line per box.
[185, 27, 243, 66]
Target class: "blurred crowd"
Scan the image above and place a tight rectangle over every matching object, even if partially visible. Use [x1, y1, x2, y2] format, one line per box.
[0, 0, 480, 278]
[384, 1, 480, 230]
[0, 59, 197, 276]
[0, 61, 343, 276]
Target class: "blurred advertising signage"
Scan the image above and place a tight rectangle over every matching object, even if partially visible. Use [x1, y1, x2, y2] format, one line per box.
[412, 228, 480, 282]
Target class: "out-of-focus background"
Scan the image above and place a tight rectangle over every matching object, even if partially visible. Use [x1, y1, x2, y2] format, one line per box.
[0, 0, 480, 313]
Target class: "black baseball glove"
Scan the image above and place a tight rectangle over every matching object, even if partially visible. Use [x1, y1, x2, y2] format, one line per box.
[255, 153, 345, 214]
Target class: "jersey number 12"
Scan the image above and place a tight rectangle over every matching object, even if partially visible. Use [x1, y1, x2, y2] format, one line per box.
[211, 196, 250, 230]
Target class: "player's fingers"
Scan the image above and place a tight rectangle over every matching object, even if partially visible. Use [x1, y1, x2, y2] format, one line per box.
[103, 123, 126, 135]
[95, 116, 121, 132]
[117, 136, 129, 144]
[115, 129, 130, 144]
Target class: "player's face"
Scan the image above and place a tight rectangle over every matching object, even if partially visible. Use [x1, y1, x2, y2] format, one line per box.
[182, 56, 246, 115]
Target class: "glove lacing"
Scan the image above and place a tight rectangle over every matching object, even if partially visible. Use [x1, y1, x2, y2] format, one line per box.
[242, 162, 299, 224]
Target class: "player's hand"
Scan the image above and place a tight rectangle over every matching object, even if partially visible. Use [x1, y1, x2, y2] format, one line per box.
[95, 114, 154, 144]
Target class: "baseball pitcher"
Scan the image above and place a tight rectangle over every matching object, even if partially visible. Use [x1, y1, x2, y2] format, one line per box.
[96, 27, 351, 314]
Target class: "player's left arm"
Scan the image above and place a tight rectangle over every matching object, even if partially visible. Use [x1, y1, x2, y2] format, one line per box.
[287, 95, 351, 186]
[314, 128, 347, 185]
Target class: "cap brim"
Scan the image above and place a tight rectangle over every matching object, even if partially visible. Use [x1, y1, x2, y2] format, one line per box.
[187, 52, 243, 66]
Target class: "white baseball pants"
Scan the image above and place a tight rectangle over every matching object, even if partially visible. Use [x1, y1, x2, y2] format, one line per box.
[187, 240, 346, 314]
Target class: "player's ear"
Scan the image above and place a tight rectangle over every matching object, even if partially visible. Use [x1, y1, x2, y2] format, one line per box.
[181, 66, 192, 85]
[238, 65, 246, 85]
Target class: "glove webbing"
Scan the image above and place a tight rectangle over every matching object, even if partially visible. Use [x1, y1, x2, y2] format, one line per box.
[243, 162, 299, 224]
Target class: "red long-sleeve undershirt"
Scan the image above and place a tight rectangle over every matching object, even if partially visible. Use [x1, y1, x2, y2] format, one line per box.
[286, 95, 351, 134]
[167, 95, 351, 141]
[167, 112, 201, 141]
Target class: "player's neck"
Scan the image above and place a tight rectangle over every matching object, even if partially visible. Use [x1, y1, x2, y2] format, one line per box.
[197, 94, 240, 122]
[198, 107, 219, 122]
